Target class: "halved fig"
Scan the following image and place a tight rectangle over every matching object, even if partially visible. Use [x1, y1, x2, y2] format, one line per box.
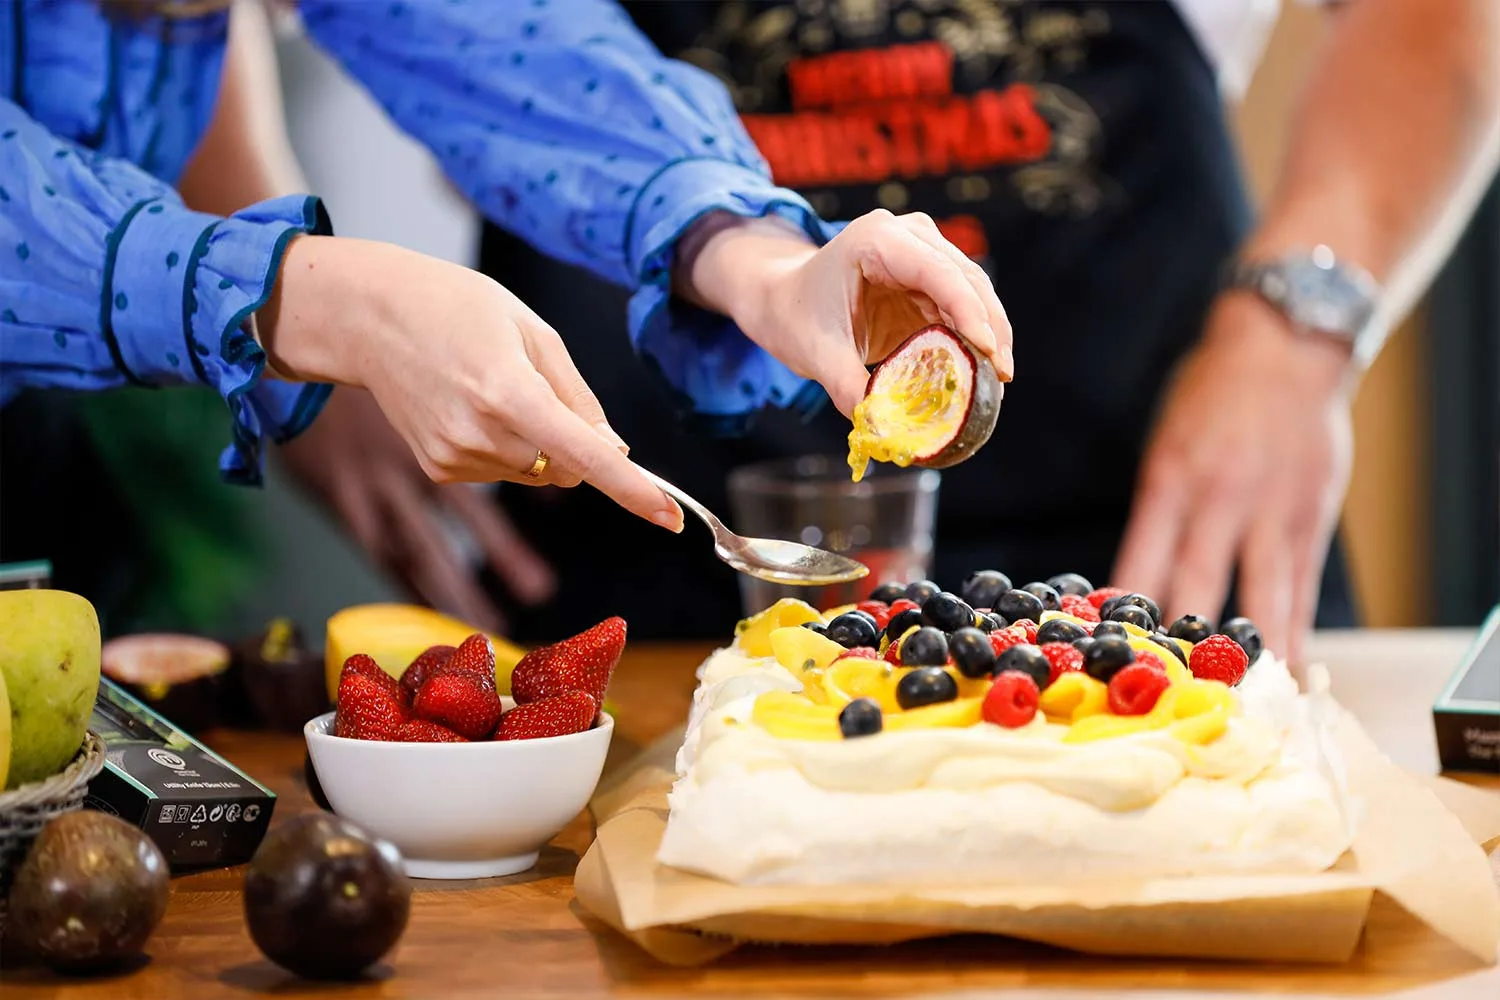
[847, 324, 1002, 481]
[101, 634, 232, 734]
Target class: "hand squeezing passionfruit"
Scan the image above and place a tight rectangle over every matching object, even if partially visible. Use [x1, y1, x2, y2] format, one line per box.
[847, 325, 1002, 481]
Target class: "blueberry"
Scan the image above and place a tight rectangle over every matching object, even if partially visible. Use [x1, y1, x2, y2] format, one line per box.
[1167, 614, 1214, 644]
[869, 581, 907, 604]
[838, 698, 884, 738]
[801, 621, 828, 636]
[921, 591, 974, 633]
[949, 627, 996, 679]
[899, 626, 949, 667]
[904, 579, 941, 605]
[996, 589, 1045, 625]
[895, 667, 958, 709]
[1083, 637, 1135, 682]
[960, 570, 1011, 612]
[1020, 582, 1062, 612]
[1115, 592, 1161, 627]
[1107, 604, 1155, 631]
[1148, 632, 1189, 665]
[995, 644, 1052, 690]
[975, 613, 1004, 634]
[1035, 618, 1087, 645]
[884, 608, 923, 644]
[826, 611, 879, 649]
[1091, 621, 1129, 640]
[1098, 596, 1125, 621]
[1219, 617, 1264, 663]
[849, 609, 880, 629]
[1072, 635, 1098, 656]
[1046, 572, 1094, 597]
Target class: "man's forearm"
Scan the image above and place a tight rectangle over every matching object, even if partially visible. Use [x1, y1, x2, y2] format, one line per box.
[1244, 0, 1498, 338]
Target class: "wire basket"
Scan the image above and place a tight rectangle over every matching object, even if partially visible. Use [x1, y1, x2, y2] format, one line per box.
[0, 732, 107, 930]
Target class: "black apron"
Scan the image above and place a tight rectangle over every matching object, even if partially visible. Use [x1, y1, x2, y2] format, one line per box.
[479, 0, 1356, 641]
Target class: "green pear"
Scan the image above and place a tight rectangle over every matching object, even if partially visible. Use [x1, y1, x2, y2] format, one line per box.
[0, 590, 100, 788]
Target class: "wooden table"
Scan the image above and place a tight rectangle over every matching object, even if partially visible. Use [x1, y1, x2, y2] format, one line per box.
[4, 631, 1496, 998]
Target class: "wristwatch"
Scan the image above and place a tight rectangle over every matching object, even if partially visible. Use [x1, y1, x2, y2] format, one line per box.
[1220, 245, 1384, 369]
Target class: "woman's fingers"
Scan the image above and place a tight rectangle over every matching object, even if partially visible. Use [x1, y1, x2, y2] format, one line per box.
[897, 212, 1014, 380]
[521, 316, 630, 452]
[512, 383, 684, 531]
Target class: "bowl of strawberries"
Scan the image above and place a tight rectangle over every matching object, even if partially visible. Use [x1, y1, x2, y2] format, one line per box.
[304, 618, 624, 879]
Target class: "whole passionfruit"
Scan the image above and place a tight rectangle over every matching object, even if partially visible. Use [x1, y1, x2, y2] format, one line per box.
[847, 324, 1002, 482]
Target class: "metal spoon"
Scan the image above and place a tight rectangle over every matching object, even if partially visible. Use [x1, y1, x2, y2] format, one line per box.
[639, 467, 869, 587]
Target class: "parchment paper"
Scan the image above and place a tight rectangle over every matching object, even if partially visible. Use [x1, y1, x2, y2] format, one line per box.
[575, 707, 1500, 967]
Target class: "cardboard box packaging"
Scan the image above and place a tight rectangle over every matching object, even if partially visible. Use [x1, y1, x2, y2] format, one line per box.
[86, 679, 276, 871]
[1433, 606, 1500, 773]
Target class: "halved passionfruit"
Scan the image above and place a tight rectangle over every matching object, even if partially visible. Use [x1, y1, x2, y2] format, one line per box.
[101, 633, 232, 734]
[847, 325, 1002, 482]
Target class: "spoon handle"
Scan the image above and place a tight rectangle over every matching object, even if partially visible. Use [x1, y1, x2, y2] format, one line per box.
[636, 466, 726, 537]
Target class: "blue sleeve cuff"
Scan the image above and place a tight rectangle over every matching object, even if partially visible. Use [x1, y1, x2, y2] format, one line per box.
[623, 158, 845, 434]
[108, 194, 334, 486]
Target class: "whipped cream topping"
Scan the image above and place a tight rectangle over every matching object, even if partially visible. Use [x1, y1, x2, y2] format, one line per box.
[658, 642, 1354, 886]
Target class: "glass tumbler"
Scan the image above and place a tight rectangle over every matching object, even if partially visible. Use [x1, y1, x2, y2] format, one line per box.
[726, 455, 940, 616]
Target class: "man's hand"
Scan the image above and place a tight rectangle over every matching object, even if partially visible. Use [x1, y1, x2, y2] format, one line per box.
[278, 388, 557, 633]
[1112, 293, 1354, 663]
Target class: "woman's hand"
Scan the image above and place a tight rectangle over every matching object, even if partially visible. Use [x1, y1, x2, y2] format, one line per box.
[676, 210, 1014, 416]
[256, 236, 683, 531]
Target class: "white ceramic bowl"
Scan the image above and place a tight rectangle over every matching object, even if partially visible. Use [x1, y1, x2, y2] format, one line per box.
[304, 700, 613, 879]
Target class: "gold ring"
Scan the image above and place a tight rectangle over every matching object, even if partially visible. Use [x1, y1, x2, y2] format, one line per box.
[524, 450, 549, 479]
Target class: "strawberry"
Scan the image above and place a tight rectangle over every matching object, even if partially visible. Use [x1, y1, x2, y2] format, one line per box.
[443, 633, 496, 681]
[1189, 634, 1250, 686]
[493, 691, 598, 741]
[1059, 594, 1101, 623]
[989, 625, 1030, 658]
[510, 617, 626, 705]
[855, 600, 892, 630]
[341, 653, 408, 709]
[393, 719, 469, 743]
[982, 671, 1039, 728]
[400, 644, 456, 698]
[1038, 642, 1084, 686]
[334, 673, 408, 740]
[412, 668, 502, 741]
[1086, 587, 1128, 610]
[1107, 663, 1171, 715]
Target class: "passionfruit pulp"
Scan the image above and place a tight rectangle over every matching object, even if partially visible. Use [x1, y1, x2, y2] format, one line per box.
[847, 324, 1002, 482]
[101, 633, 232, 734]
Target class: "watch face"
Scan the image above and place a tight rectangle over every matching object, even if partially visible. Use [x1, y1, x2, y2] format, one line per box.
[1269, 258, 1375, 337]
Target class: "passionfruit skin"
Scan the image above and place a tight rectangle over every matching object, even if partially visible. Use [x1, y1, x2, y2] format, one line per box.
[859, 324, 1003, 473]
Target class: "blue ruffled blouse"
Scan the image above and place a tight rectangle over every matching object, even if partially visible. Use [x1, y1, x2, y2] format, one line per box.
[0, 0, 837, 483]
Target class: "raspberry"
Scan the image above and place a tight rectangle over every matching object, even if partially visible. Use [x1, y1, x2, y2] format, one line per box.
[1060, 594, 1101, 622]
[1011, 619, 1039, 644]
[1038, 642, 1084, 686]
[887, 598, 920, 616]
[1107, 663, 1171, 715]
[1086, 587, 1128, 610]
[1189, 634, 1250, 686]
[983, 671, 1040, 728]
[835, 647, 880, 661]
[855, 600, 892, 630]
[988, 625, 1030, 658]
[1132, 649, 1170, 675]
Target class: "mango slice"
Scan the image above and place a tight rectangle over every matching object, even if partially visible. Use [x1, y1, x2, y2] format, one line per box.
[735, 599, 823, 658]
